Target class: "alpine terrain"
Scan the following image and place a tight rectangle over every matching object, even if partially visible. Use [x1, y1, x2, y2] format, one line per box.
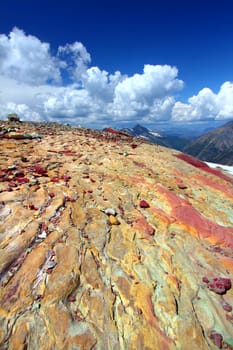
[0, 120, 233, 350]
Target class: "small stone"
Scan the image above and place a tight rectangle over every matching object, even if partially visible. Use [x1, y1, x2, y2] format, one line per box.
[104, 208, 117, 216]
[202, 276, 209, 283]
[29, 204, 37, 210]
[178, 184, 188, 189]
[109, 215, 120, 225]
[222, 303, 232, 312]
[209, 331, 223, 349]
[8, 164, 17, 170]
[207, 277, 231, 295]
[139, 200, 150, 208]
[38, 231, 47, 239]
[68, 295, 76, 302]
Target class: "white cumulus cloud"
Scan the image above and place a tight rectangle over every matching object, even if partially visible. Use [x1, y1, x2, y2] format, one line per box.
[0, 101, 41, 121]
[0, 27, 232, 128]
[0, 27, 61, 85]
[110, 65, 183, 120]
[216, 82, 233, 119]
[58, 42, 91, 81]
[172, 82, 233, 122]
[82, 67, 124, 102]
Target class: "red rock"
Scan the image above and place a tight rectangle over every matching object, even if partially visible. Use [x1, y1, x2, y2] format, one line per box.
[202, 276, 209, 283]
[222, 303, 232, 312]
[68, 295, 76, 302]
[28, 204, 38, 210]
[50, 177, 59, 183]
[207, 277, 231, 294]
[209, 331, 223, 348]
[15, 177, 29, 184]
[139, 200, 150, 208]
[61, 174, 70, 182]
[178, 183, 188, 189]
[64, 196, 75, 202]
[32, 165, 47, 175]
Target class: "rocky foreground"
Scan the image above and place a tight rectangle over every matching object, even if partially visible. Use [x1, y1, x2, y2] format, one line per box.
[0, 121, 233, 350]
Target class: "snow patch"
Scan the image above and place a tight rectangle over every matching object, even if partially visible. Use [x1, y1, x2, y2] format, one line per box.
[149, 131, 162, 138]
[206, 162, 233, 176]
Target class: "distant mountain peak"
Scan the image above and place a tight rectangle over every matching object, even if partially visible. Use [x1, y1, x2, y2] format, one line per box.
[133, 124, 150, 133]
[120, 124, 190, 150]
[183, 120, 233, 165]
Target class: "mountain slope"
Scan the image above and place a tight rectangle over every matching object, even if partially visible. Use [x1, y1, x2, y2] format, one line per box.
[183, 120, 233, 165]
[0, 121, 233, 350]
[121, 124, 190, 150]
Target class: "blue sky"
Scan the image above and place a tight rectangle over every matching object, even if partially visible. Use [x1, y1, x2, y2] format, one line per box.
[0, 0, 232, 129]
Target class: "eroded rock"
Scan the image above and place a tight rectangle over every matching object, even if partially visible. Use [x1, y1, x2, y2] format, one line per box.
[0, 121, 233, 349]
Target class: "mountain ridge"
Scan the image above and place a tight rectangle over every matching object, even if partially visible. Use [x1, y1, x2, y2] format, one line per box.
[183, 120, 233, 165]
[120, 123, 190, 150]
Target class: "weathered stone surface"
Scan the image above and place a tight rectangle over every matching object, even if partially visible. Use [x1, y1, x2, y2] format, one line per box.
[0, 121, 233, 349]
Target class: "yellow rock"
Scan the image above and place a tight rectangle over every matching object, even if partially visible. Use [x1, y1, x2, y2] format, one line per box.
[109, 215, 120, 225]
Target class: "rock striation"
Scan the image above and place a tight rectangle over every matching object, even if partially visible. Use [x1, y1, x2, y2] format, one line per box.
[0, 121, 233, 350]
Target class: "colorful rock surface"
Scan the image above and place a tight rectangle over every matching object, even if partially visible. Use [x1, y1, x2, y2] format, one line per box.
[0, 121, 233, 350]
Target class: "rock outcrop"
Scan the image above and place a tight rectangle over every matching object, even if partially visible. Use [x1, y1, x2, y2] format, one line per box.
[0, 121, 233, 350]
[7, 114, 21, 123]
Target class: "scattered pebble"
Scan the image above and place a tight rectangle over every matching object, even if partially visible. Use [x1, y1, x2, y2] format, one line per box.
[222, 303, 232, 312]
[139, 200, 150, 208]
[68, 295, 76, 302]
[209, 331, 223, 349]
[38, 231, 47, 239]
[109, 215, 120, 225]
[104, 208, 117, 216]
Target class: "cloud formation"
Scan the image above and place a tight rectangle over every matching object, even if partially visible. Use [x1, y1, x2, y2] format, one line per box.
[0, 28, 232, 127]
[58, 42, 91, 81]
[172, 82, 233, 122]
[110, 65, 182, 121]
[0, 27, 61, 85]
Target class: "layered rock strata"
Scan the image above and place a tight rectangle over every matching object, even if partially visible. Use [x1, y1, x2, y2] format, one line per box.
[0, 122, 233, 350]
